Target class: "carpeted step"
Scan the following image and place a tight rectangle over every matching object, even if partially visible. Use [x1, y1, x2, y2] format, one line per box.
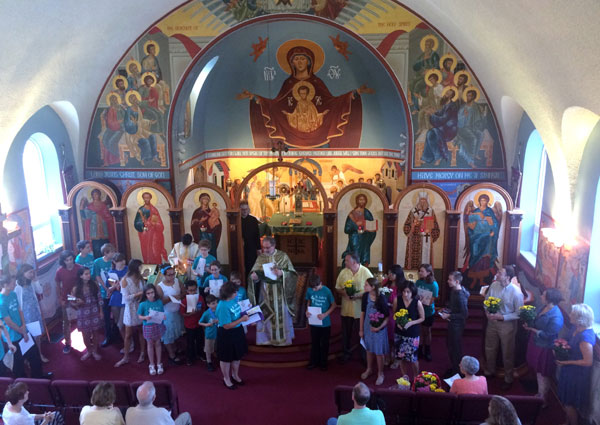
[242, 339, 343, 368]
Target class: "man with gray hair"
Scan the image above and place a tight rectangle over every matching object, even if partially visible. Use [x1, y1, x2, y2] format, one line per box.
[125, 381, 192, 425]
[327, 382, 385, 424]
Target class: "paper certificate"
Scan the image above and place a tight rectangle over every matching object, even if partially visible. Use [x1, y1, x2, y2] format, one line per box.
[26, 321, 42, 337]
[19, 334, 34, 355]
[418, 288, 433, 306]
[238, 299, 252, 312]
[307, 306, 322, 326]
[480, 285, 489, 296]
[186, 294, 199, 313]
[444, 373, 462, 388]
[168, 295, 182, 305]
[209, 279, 224, 297]
[242, 305, 263, 327]
[262, 263, 278, 280]
[148, 309, 166, 324]
[194, 258, 206, 276]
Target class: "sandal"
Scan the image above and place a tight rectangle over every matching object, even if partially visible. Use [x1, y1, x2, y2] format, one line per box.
[149, 364, 156, 375]
[375, 374, 385, 386]
[114, 358, 129, 368]
[360, 369, 373, 380]
[157, 363, 164, 375]
[137, 353, 146, 363]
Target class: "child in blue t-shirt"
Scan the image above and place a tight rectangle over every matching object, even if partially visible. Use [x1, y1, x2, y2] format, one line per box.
[305, 274, 335, 371]
[137, 284, 165, 376]
[75, 240, 95, 269]
[107, 253, 128, 342]
[202, 261, 228, 296]
[230, 271, 248, 303]
[198, 294, 219, 372]
[415, 263, 439, 361]
[192, 240, 216, 285]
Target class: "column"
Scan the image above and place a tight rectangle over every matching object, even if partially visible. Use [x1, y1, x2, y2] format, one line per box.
[109, 207, 127, 255]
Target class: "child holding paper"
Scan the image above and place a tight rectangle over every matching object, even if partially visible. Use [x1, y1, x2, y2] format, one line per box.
[305, 274, 335, 371]
[180, 280, 204, 366]
[107, 253, 128, 347]
[71, 267, 104, 361]
[230, 271, 248, 303]
[192, 240, 216, 285]
[415, 264, 438, 361]
[137, 284, 165, 375]
[199, 294, 219, 371]
[202, 261, 228, 296]
[16, 264, 47, 362]
[359, 278, 390, 385]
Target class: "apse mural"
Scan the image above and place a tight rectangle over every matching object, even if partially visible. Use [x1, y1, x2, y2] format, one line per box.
[456, 185, 509, 293]
[336, 189, 383, 267]
[396, 186, 447, 271]
[5, 209, 36, 274]
[181, 188, 229, 263]
[84, 0, 506, 189]
[124, 187, 172, 265]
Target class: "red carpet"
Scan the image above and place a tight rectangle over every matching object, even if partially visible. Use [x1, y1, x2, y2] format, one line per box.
[39, 313, 566, 425]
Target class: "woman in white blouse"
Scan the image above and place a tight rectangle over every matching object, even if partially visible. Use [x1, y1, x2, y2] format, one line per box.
[2, 382, 57, 425]
[79, 382, 125, 425]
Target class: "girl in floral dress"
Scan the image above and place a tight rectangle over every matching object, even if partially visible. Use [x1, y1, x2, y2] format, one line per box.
[392, 281, 425, 381]
[71, 267, 103, 361]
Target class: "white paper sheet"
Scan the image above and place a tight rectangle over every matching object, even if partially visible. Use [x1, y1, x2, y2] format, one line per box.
[209, 279, 224, 297]
[307, 306, 322, 326]
[168, 295, 182, 305]
[444, 373, 462, 388]
[238, 299, 252, 312]
[2, 351, 13, 370]
[242, 313, 262, 327]
[245, 305, 262, 316]
[360, 337, 366, 349]
[148, 309, 166, 324]
[480, 285, 489, 296]
[418, 288, 433, 306]
[262, 263, 278, 280]
[186, 294, 199, 313]
[26, 321, 42, 337]
[19, 334, 34, 354]
[194, 257, 206, 276]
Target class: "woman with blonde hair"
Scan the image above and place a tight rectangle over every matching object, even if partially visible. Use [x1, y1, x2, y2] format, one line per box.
[80, 382, 125, 425]
[481, 395, 521, 425]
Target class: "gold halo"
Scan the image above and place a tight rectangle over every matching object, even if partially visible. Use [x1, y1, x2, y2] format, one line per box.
[143, 40, 160, 55]
[126, 59, 141, 75]
[105, 92, 121, 106]
[351, 191, 372, 209]
[137, 188, 158, 206]
[194, 191, 212, 207]
[462, 86, 481, 102]
[276, 39, 325, 75]
[454, 70, 471, 86]
[411, 189, 431, 206]
[419, 35, 439, 52]
[439, 53, 457, 72]
[112, 75, 128, 90]
[474, 190, 494, 208]
[292, 81, 316, 101]
[141, 72, 157, 87]
[441, 85, 459, 102]
[424, 69, 442, 87]
[125, 90, 142, 106]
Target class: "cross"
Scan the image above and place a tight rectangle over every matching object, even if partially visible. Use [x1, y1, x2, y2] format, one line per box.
[422, 232, 431, 243]
[271, 140, 288, 162]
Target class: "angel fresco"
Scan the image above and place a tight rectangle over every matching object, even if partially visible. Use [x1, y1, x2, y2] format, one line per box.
[79, 188, 116, 257]
[237, 39, 373, 149]
[462, 191, 503, 289]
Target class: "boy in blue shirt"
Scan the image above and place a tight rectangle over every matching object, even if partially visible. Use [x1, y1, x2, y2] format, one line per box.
[230, 271, 248, 303]
[75, 240, 95, 269]
[202, 261, 228, 296]
[199, 294, 219, 371]
[305, 274, 336, 371]
[192, 240, 216, 285]
[92, 243, 116, 346]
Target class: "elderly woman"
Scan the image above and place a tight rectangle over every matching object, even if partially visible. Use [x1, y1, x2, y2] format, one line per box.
[80, 382, 125, 425]
[481, 395, 521, 425]
[557, 303, 596, 425]
[523, 288, 564, 406]
[450, 355, 488, 395]
[2, 382, 58, 425]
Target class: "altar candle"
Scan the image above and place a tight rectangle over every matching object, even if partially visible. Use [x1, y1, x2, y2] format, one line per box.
[378, 263, 383, 272]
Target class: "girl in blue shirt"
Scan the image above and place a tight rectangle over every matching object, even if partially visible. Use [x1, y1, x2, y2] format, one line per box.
[202, 261, 228, 296]
[137, 284, 165, 376]
[216, 281, 249, 389]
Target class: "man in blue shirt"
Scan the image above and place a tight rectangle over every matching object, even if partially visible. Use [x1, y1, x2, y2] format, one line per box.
[327, 382, 385, 425]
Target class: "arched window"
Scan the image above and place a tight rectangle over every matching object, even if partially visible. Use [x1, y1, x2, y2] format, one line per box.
[585, 179, 600, 327]
[519, 130, 547, 264]
[22, 133, 63, 258]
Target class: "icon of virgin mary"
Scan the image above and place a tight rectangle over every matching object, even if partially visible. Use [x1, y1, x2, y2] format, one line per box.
[238, 39, 372, 149]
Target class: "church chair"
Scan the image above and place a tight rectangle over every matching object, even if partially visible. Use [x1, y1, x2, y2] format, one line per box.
[90, 380, 133, 413]
[51, 379, 91, 423]
[455, 394, 493, 425]
[14, 378, 57, 414]
[373, 388, 415, 425]
[505, 395, 543, 425]
[0, 377, 13, 409]
[414, 391, 457, 425]
[131, 380, 179, 417]
[333, 385, 377, 416]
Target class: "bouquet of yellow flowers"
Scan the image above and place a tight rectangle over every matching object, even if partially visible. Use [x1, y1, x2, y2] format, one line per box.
[413, 371, 444, 392]
[519, 305, 537, 326]
[484, 296, 501, 314]
[343, 280, 358, 297]
[394, 309, 410, 329]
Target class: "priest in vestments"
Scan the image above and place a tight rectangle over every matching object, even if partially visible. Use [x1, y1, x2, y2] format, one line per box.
[248, 236, 297, 346]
